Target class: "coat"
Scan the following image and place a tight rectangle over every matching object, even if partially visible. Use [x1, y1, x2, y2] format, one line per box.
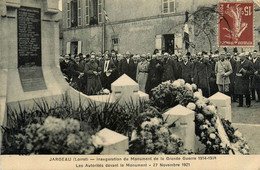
[193, 61, 212, 95]
[136, 61, 149, 92]
[118, 58, 136, 80]
[215, 60, 233, 85]
[252, 58, 260, 90]
[234, 59, 254, 95]
[145, 59, 163, 94]
[99, 59, 116, 90]
[162, 58, 177, 82]
[84, 61, 102, 95]
[180, 61, 193, 84]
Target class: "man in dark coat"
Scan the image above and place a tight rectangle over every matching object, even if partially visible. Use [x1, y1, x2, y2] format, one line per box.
[252, 52, 260, 102]
[228, 53, 238, 101]
[146, 54, 164, 95]
[209, 54, 219, 95]
[67, 56, 81, 90]
[193, 55, 212, 97]
[234, 53, 254, 107]
[162, 53, 178, 82]
[99, 54, 116, 91]
[118, 51, 136, 80]
[180, 55, 193, 84]
[84, 55, 102, 95]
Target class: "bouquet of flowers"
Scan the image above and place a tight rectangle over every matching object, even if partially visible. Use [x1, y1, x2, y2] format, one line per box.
[12, 116, 102, 154]
[129, 116, 191, 154]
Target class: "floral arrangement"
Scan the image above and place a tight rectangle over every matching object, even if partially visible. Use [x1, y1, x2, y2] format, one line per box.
[221, 118, 249, 154]
[4, 116, 103, 154]
[129, 115, 191, 154]
[150, 79, 196, 111]
[150, 79, 249, 154]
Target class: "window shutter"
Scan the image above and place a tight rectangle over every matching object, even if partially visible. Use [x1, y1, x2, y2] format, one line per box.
[77, 0, 82, 26]
[85, 0, 89, 25]
[98, 0, 103, 23]
[67, 2, 71, 28]
[155, 35, 162, 52]
[78, 41, 82, 54]
[66, 42, 71, 55]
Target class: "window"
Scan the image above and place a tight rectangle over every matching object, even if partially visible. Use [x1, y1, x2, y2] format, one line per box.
[67, 3, 71, 28]
[162, 0, 175, 14]
[77, 0, 82, 26]
[112, 38, 119, 45]
[85, 0, 89, 25]
[88, 0, 102, 25]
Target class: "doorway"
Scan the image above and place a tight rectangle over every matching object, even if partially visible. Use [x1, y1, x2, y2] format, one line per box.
[164, 34, 174, 54]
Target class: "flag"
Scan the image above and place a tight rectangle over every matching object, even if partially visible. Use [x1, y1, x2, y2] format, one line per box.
[184, 11, 189, 50]
[103, 8, 109, 22]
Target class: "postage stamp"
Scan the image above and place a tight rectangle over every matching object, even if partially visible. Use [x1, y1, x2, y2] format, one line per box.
[218, 2, 254, 47]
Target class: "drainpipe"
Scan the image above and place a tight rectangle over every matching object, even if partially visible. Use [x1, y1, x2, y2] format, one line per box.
[102, 0, 106, 53]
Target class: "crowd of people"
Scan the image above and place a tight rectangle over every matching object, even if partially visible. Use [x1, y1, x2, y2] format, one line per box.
[59, 49, 260, 107]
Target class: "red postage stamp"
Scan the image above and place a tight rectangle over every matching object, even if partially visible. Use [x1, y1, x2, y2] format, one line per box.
[218, 2, 254, 47]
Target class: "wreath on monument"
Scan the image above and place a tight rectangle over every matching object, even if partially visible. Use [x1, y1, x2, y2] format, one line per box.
[149, 79, 249, 154]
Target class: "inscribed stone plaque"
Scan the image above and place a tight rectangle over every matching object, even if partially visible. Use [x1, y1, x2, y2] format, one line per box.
[17, 6, 47, 92]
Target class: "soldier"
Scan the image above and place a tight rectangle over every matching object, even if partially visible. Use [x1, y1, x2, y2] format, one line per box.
[136, 54, 149, 92]
[215, 52, 233, 94]
[234, 53, 254, 107]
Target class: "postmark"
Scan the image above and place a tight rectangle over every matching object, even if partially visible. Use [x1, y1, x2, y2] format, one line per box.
[218, 2, 254, 47]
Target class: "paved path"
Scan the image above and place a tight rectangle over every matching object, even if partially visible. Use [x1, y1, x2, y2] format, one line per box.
[231, 100, 260, 154]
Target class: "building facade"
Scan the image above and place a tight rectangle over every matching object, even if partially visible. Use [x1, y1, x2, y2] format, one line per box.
[61, 0, 260, 56]
[62, 0, 197, 55]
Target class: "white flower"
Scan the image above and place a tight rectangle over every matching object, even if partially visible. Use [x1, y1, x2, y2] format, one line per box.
[195, 100, 206, 109]
[162, 80, 171, 85]
[141, 121, 151, 129]
[178, 79, 185, 86]
[209, 133, 216, 139]
[172, 80, 181, 88]
[186, 102, 196, 110]
[43, 116, 66, 134]
[103, 89, 110, 94]
[191, 84, 197, 91]
[203, 105, 216, 115]
[198, 89, 203, 95]
[184, 83, 193, 91]
[150, 117, 161, 126]
[159, 127, 169, 135]
[194, 91, 203, 100]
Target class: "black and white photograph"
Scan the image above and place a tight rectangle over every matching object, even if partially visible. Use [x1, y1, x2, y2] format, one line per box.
[0, 0, 260, 169]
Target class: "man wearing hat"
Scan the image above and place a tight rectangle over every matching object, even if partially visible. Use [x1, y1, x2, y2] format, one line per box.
[234, 53, 254, 107]
[252, 51, 260, 102]
[215, 52, 233, 94]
